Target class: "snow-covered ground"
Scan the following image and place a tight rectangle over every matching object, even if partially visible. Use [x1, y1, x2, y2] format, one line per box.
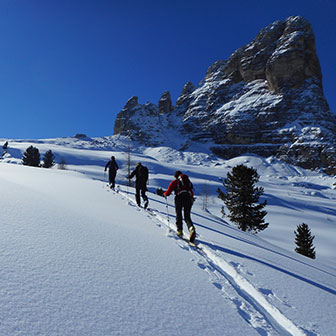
[0, 136, 335, 335]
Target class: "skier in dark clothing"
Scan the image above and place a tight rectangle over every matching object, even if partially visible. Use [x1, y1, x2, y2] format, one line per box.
[105, 156, 119, 189]
[163, 170, 196, 243]
[128, 162, 149, 209]
[2, 141, 8, 151]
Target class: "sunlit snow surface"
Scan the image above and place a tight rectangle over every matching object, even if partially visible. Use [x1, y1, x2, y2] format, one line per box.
[0, 136, 335, 335]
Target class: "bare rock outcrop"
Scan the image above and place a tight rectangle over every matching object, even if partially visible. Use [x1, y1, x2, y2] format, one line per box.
[158, 91, 173, 114]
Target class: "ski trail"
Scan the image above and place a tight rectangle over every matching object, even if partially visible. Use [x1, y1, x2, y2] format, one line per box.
[200, 247, 307, 336]
[116, 188, 310, 336]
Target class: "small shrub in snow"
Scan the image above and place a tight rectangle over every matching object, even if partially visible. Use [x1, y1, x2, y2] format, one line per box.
[58, 157, 67, 170]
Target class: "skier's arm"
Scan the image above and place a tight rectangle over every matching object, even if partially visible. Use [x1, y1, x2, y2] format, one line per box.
[104, 161, 110, 171]
[164, 179, 177, 197]
[129, 169, 136, 179]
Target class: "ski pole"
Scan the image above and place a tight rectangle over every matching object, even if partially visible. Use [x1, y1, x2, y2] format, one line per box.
[165, 196, 169, 224]
[125, 175, 129, 196]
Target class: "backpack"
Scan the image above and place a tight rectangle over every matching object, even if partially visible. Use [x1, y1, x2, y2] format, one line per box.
[176, 174, 193, 196]
[138, 165, 149, 182]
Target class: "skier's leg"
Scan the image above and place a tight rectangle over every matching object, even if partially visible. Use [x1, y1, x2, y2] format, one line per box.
[174, 196, 183, 232]
[108, 171, 112, 186]
[183, 197, 194, 230]
[111, 172, 116, 189]
[135, 187, 141, 206]
[183, 196, 196, 242]
[141, 187, 148, 202]
[141, 187, 149, 209]
[109, 171, 116, 189]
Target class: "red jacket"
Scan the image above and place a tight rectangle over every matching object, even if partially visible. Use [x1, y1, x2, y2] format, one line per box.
[164, 177, 194, 197]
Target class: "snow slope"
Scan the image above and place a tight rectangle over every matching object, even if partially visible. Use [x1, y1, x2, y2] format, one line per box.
[0, 137, 335, 335]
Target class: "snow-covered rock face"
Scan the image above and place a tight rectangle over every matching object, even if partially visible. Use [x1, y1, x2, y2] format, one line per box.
[114, 16, 336, 173]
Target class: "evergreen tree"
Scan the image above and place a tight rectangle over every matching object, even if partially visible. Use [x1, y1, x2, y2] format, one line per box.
[22, 145, 41, 167]
[217, 164, 268, 232]
[294, 223, 316, 259]
[42, 150, 55, 168]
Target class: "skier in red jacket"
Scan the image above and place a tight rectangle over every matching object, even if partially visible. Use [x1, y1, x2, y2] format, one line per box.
[164, 170, 196, 243]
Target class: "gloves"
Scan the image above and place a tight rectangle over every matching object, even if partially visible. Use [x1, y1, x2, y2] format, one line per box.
[156, 188, 165, 197]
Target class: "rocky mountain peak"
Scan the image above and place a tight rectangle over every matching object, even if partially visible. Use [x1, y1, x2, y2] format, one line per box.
[221, 15, 322, 92]
[113, 16, 336, 173]
[124, 96, 139, 109]
[176, 82, 195, 106]
[158, 91, 173, 114]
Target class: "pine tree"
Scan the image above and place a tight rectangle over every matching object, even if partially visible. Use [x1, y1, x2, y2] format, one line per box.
[294, 223, 316, 259]
[42, 150, 55, 168]
[217, 164, 268, 232]
[22, 145, 41, 167]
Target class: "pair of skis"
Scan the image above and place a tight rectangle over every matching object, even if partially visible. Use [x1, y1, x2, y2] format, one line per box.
[145, 206, 201, 249]
[178, 235, 202, 251]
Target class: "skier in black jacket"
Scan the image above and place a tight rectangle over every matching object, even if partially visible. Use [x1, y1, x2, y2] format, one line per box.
[128, 162, 149, 208]
[104, 156, 119, 189]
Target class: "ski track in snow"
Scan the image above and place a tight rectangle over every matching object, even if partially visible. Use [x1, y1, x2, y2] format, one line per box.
[116, 188, 312, 336]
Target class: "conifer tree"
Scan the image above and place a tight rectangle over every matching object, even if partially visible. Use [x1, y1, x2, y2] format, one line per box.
[294, 223, 316, 259]
[42, 150, 55, 168]
[22, 145, 41, 167]
[217, 164, 268, 232]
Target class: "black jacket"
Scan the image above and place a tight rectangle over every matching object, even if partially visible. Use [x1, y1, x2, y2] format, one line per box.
[129, 165, 148, 187]
[105, 159, 119, 174]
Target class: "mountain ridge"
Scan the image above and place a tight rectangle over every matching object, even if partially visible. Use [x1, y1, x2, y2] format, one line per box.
[114, 16, 336, 173]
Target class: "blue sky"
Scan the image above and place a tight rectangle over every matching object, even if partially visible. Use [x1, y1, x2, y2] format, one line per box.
[1, 0, 335, 139]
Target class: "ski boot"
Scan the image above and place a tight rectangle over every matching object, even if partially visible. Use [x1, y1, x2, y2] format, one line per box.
[189, 226, 196, 243]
